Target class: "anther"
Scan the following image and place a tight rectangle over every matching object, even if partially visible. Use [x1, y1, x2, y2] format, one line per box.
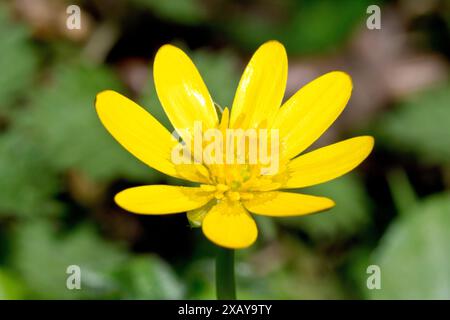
[214, 191, 225, 200]
[227, 191, 240, 201]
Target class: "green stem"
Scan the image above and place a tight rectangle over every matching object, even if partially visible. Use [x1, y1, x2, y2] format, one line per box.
[215, 247, 236, 300]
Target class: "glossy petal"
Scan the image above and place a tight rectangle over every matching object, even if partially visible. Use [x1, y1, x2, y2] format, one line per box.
[202, 200, 258, 249]
[115, 185, 214, 214]
[229, 41, 287, 129]
[272, 71, 352, 159]
[244, 192, 335, 216]
[283, 136, 374, 188]
[95, 90, 180, 178]
[154, 44, 218, 139]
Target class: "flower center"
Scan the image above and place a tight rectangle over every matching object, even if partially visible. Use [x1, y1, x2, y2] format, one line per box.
[200, 183, 254, 201]
[175, 108, 289, 201]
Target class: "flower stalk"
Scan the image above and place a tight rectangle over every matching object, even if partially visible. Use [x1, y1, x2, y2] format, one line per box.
[215, 247, 236, 300]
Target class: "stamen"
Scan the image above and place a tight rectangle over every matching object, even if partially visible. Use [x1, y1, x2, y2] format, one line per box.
[200, 184, 216, 192]
[214, 191, 225, 200]
[227, 191, 240, 201]
[216, 184, 229, 192]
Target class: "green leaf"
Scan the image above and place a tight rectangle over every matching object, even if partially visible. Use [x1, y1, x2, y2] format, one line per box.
[223, 0, 373, 55]
[183, 259, 215, 299]
[279, 174, 371, 241]
[184, 237, 345, 299]
[114, 255, 184, 299]
[0, 268, 26, 299]
[132, 0, 206, 24]
[16, 62, 160, 182]
[375, 85, 450, 164]
[0, 5, 38, 111]
[238, 238, 346, 299]
[365, 194, 450, 299]
[192, 50, 240, 108]
[11, 220, 127, 299]
[0, 131, 61, 217]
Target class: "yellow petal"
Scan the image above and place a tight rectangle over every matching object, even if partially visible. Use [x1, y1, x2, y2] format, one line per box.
[229, 41, 287, 129]
[272, 71, 352, 159]
[95, 90, 180, 178]
[115, 185, 214, 214]
[244, 192, 334, 217]
[202, 200, 258, 249]
[283, 136, 374, 188]
[154, 44, 218, 139]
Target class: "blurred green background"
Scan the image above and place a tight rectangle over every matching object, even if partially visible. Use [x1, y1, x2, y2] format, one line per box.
[0, 0, 449, 299]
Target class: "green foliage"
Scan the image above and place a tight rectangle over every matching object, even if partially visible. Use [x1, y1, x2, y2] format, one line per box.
[139, 76, 172, 131]
[223, 0, 373, 55]
[279, 175, 372, 241]
[15, 63, 159, 183]
[133, 0, 206, 24]
[362, 194, 450, 299]
[11, 221, 127, 299]
[239, 239, 345, 299]
[192, 50, 240, 108]
[185, 237, 345, 299]
[0, 5, 38, 111]
[183, 259, 215, 299]
[10, 220, 185, 299]
[376, 85, 450, 164]
[0, 268, 26, 299]
[113, 255, 184, 299]
[0, 131, 61, 217]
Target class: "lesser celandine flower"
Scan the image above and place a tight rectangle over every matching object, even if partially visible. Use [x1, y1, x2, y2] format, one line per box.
[95, 40, 373, 299]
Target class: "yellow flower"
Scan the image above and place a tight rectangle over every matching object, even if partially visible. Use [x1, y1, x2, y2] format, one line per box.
[95, 41, 374, 249]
